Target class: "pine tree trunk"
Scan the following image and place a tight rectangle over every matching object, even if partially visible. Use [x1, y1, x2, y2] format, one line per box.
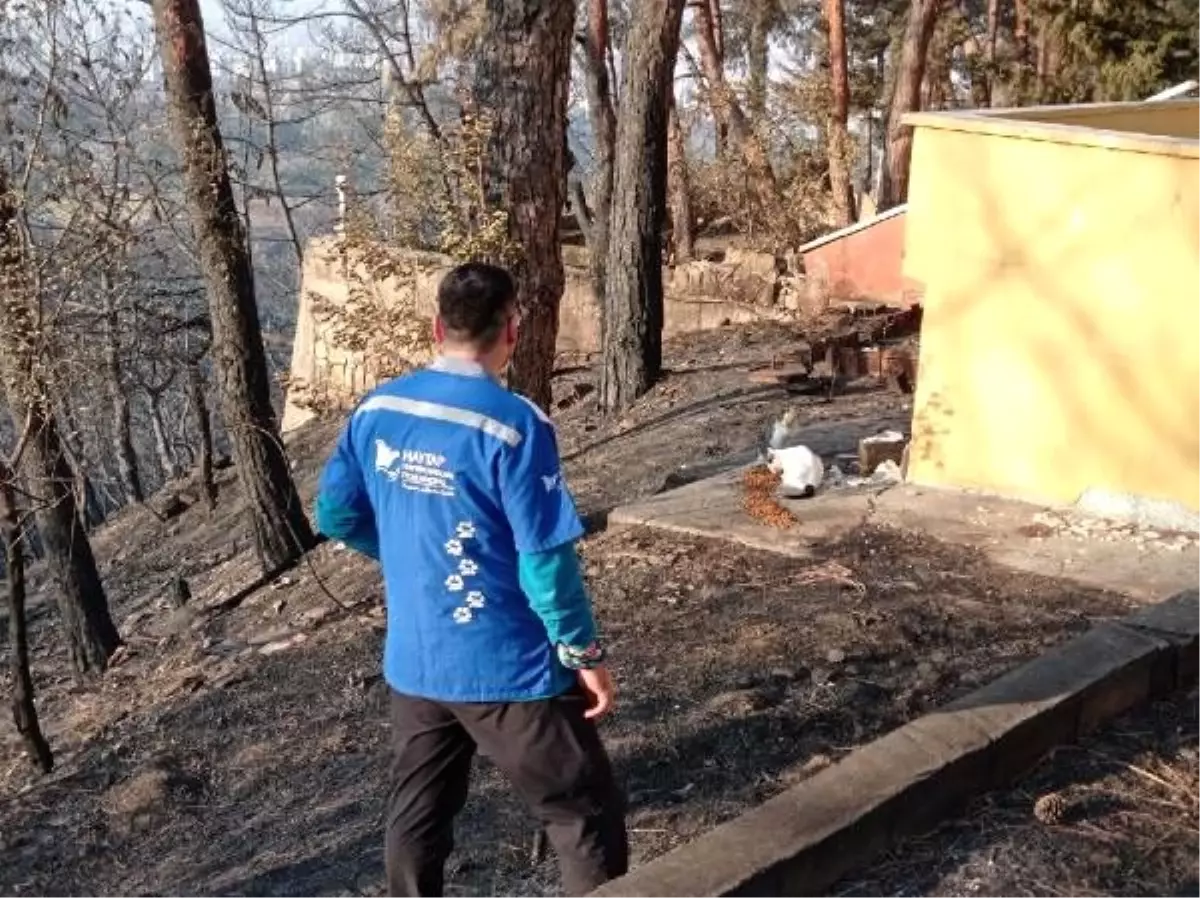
[187, 360, 218, 510]
[579, 0, 617, 308]
[1034, 17, 1055, 103]
[922, 26, 948, 110]
[53, 398, 104, 530]
[877, 0, 944, 211]
[667, 93, 695, 263]
[960, 32, 990, 108]
[49, 386, 92, 528]
[72, 460, 105, 531]
[692, 0, 780, 226]
[707, 0, 729, 155]
[824, 0, 857, 228]
[872, 45, 894, 197]
[985, 0, 999, 105]
[21, 398, 121, 673]
[151, 0, 315, 572]
[747, 1, 770, 123]
[1013, 0, 1032, 100]
[599, 0, 687, 413]
[0, 168, 119, 675]
[148, 389, 181, 482]
[102, 283, 143, 504]
[692, 1, 759, 162]
[1, 458, 53, 773]
[472, 0, 574, 412]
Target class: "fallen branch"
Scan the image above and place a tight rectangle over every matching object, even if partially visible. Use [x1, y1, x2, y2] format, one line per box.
[793, 560, 866, 594]
[207, 533, 383, 631]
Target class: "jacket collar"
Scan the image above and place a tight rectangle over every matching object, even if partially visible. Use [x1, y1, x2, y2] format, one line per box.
[428, 355, 494, 380]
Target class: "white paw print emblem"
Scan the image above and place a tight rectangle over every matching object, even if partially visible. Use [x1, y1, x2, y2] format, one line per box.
[465, 591, 485, 609]
[455, 521, 476, 539]
[452, 607, 473, 624]
[458, 558, 479, 577]
[445, 574, 464, 592]
[444, 538, 463, 557]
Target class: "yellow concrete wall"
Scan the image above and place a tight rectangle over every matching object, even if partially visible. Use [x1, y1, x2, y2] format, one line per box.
[996, 98, 1199, 140]
[904, 113, 1200, 511]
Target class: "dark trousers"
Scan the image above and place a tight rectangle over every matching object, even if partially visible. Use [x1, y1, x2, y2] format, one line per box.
[386, 688, 628, 897]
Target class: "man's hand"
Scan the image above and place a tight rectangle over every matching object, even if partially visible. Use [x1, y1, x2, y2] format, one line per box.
[577, 665, 615, 720]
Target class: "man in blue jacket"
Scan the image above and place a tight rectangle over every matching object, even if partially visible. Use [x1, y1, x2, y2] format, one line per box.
[314, 262, 627, 897]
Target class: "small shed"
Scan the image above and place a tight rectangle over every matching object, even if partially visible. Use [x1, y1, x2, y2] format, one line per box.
[902, 98, 1199, 520]
[797, 205, 923, 307]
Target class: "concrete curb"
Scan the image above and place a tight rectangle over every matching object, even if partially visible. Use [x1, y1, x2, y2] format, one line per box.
[591, 589, 1199, 897]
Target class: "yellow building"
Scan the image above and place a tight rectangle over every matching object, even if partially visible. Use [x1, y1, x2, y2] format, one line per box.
[903, 98, 1199, 521]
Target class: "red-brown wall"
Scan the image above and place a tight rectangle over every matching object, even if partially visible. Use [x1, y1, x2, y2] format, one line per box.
[801, 211, 923, 306]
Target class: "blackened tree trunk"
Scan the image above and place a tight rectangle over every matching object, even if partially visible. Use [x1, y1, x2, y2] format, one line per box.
[667, 93, 695, 263]
[187, 359, 217, 510]
[16, 399, 121, 673]
[147, 386, 181, 481]
[599, 0, 687, 413]
[577, 0, 617, 309]
[0, 169, 120, 676]
[66, 447, 105, 531]
[472, 0, 575, 412]
[824, 0, 857, 227]
[101, 275, 143, 503]
[877, 0, 944, 210]
[1, 457, 53, 772]
[53, 401, 99, 529]
[151, 0, 315, 571]
[48, 379, 103, 529]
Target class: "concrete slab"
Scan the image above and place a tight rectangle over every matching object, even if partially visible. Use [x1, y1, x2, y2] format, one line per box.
[872, 487, 1199, 601]
[610, 465, 874, 557]
[591, 597, 1195, 898]
[610, 477, 1199, 602]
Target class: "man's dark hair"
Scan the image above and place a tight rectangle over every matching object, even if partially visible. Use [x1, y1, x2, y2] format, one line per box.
[437, 262, 516, 346]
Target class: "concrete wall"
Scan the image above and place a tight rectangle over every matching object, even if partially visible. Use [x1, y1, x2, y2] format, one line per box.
[903, 100, 1200, 512]
[798, 208, 922, 305]
[281, 237, 792, 431]
[997, 98, 1200, 140]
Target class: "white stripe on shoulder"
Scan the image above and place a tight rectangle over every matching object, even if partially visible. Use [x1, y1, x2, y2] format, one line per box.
[514, 393, 554, 426]
[355, 394, 524, 447]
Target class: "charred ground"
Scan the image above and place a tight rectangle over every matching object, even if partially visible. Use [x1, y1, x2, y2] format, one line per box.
[0, 323, 1189, 897]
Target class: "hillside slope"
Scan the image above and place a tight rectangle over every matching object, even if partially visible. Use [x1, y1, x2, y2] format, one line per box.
[0, 323, 1135, 897]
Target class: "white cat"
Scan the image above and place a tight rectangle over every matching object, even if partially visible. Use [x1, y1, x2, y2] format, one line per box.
[765, 444, 825, 499]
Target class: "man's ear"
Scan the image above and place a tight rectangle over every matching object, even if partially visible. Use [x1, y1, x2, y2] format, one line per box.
[433, 315, 445, 344]
[505, 314, 518, 347]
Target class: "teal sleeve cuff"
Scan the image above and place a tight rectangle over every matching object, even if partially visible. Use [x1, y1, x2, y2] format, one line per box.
[314, 493, 379, 560]
[518, 541, 597, 649]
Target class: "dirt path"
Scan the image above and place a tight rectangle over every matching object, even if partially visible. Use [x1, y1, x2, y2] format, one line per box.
[0, 323, 1153, 897]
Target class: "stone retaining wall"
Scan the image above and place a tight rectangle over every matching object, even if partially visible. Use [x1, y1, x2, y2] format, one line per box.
[281, 237, 798, 431]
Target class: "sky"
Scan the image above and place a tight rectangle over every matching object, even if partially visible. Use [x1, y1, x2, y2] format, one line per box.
[199, 0, 326, 46]
[188, 0, 791, 105]
[199, 0, 231, 38]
